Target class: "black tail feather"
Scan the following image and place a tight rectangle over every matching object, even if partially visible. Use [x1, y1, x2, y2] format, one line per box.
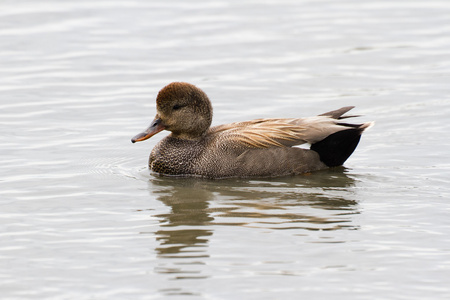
[310, 128, 362, 167]
[319, 106, 355, 119]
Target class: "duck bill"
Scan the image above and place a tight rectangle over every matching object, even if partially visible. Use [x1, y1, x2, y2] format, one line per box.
[131, 117, 165, 143]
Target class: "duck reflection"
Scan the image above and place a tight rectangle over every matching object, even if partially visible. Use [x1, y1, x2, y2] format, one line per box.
[149, 167, 359, 250]
[150, 177, 214, 258]
[147, 168, 360, 279]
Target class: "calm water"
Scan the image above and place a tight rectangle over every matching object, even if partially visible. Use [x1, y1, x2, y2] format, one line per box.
[1, 0, 450, 299]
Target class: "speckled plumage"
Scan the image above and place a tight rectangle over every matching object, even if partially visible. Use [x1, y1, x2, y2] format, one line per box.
[132, 82, 373, 179]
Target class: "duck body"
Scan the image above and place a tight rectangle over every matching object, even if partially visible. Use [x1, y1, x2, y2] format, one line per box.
[132, 82, 373, 179]
[149, 130, 326, 179]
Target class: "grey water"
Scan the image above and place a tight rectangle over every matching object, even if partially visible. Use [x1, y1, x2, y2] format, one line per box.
[1, 0, 450, 299]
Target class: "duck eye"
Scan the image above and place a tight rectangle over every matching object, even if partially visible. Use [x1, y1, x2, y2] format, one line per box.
[172, 104, 183, 110]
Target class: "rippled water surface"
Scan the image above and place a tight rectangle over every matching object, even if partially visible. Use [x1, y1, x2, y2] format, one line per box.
[1, 0, 450, 299]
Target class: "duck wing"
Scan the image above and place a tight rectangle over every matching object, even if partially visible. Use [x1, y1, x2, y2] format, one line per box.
[209, 106, 371, 149]
[210, 119, 308, 148]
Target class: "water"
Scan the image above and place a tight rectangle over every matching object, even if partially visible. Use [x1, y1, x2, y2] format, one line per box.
[1, 0, 450, 299]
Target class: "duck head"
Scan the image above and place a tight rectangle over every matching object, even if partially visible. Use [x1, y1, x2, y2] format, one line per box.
[131, 82, 213, 142]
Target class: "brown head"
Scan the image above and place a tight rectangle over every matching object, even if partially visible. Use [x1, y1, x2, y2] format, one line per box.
[131, 82, 213, 142]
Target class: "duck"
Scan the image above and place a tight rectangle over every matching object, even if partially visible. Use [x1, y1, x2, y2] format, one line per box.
[131, 82, 373, 179]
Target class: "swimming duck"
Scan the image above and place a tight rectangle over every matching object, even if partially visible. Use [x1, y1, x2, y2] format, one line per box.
[132, 82, 373, 179]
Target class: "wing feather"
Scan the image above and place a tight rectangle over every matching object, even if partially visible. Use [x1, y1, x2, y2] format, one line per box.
[210, 119, 309, 148]
[208, 107, 368, 149]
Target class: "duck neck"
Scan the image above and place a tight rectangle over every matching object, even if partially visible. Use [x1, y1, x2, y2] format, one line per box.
[170, 131, 206, 141]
